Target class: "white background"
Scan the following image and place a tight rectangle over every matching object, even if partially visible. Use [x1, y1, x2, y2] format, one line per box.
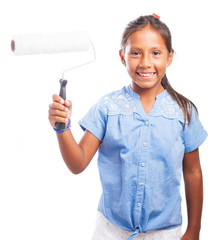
[0, 0, 214, 239]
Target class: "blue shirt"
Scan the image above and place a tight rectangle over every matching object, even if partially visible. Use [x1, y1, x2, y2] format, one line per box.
[79, 85, 207, 239]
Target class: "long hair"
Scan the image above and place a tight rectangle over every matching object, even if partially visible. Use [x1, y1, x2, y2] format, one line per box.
[120, 15, 197, 125]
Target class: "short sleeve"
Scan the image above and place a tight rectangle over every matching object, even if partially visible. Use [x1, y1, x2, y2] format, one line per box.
[182, 107, 208, 153]
[78, 102, 107, 142]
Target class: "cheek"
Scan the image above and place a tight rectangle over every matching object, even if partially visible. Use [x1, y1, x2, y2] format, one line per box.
[126, 64, 135, 78]
[154, 59, 167, 72]
[126, 58, 139, 72]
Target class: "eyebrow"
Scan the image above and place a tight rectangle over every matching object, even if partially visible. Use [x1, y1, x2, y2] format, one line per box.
[129, 46, 165, 51]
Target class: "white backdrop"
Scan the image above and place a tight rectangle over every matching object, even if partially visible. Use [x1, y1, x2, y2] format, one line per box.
[0, 0, 214, 239]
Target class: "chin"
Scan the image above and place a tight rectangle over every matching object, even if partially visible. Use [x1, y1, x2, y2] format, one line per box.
[132, 79, 163, 92]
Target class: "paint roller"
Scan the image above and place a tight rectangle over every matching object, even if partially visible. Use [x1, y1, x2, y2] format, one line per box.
[11, 31, 96, 130]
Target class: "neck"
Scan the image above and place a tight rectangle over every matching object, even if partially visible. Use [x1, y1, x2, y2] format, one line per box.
[131, 83, 165, 101]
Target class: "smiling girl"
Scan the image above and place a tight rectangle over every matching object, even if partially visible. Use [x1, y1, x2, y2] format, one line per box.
[49, 14, 207, 240]
[119, 23, 174, 115]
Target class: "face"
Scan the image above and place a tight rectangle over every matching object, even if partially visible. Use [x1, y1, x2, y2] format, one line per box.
[119, 25, 174, 95]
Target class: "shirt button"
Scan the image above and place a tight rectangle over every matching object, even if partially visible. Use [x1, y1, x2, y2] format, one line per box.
[139, 182, 144, 186]
[143, 142, 148, 147]
[145, 121, 149, 126]
[141, 163, 145, 167]
[137, 203, 141, 207]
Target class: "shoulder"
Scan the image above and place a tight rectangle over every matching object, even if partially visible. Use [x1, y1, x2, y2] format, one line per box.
[97, 86, 135, 115]
[155, 91, 202, 128]
[152, 91, 185, 123]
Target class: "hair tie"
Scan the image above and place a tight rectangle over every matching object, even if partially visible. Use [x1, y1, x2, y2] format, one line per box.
[152, 13, 160, 19]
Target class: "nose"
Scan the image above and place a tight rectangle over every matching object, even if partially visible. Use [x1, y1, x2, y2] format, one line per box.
[139, 54, 152, 68]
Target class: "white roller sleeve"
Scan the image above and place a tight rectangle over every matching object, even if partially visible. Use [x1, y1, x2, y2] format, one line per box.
[11, 31, 91, 55]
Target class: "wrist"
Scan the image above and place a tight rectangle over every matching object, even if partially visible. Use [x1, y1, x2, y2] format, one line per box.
[53, 119, 71, 133]
[187, 222, 201, 232]
[185, 226, 200, 237]
[185, 229, 200, 240]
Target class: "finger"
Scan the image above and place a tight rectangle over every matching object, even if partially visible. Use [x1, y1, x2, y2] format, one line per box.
[52, 94, 64, 104]
[49, 101, 68, 111]
[49, 108, 69, 118]
[49, 115, 69, 128]
[49, 107, 71, 125]
[64, 100, 72, 109]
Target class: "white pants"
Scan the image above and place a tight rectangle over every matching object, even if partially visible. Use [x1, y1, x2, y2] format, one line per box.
[92, 211, 182, 240]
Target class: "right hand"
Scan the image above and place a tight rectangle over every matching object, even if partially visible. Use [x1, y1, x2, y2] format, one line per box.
[48, 94, 72, 129]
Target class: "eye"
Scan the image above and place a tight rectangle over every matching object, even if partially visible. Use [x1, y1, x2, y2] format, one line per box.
[131, 51, 140, 56]
[153, 51, 160, 56]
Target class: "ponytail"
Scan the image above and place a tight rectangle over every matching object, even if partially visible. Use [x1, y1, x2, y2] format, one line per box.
[161, 74, 198, 126]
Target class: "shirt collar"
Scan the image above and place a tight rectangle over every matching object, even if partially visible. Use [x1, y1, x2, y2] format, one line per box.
[125, 84, 167, 100]
[124, 85, 168, 118]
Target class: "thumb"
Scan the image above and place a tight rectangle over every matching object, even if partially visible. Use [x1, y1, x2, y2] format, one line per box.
[64, 100, 72, 109]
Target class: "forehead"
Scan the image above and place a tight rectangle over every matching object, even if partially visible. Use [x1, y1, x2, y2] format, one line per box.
[126, 25, 167, 49]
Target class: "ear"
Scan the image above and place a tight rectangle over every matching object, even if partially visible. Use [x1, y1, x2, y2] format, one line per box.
[166, 49, 174, 67]
[119, 49, 126, 66]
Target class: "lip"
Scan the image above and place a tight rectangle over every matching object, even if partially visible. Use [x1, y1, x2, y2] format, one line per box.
[136, 71, 156, 79]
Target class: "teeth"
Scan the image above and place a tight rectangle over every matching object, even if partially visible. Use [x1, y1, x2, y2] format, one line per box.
[138, 72, 154, 77]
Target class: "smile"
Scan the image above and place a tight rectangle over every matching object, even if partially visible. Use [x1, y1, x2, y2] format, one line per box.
[136, 72, 156, 78]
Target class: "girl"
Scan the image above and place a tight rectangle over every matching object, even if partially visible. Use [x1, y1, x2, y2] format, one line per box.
[49, 15, 207, 240]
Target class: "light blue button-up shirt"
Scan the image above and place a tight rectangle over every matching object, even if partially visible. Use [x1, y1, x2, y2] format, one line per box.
[79, 85, 207, 239]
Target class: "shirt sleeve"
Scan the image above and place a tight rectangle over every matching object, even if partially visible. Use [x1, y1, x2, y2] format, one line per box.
[78, 101, 107, 142]
[183, 107, 208, 153]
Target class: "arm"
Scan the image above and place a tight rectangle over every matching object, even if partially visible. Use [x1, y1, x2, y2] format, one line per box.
[181, 148, 203, 240]
[56, 128, 101, 174]
[49, 94, 101, 174]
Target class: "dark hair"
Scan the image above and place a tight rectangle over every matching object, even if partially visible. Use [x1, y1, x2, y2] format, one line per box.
[121, 15, 197, 126]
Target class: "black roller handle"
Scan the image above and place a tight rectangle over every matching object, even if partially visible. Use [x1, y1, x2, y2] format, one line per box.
[55, 79, 68, 130]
